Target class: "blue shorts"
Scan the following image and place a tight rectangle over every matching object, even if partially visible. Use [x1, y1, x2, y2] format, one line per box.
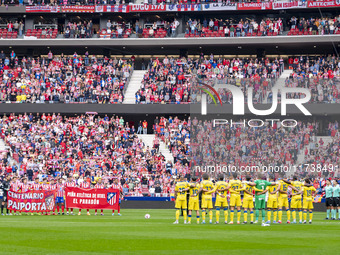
[56, 197, 64, 204]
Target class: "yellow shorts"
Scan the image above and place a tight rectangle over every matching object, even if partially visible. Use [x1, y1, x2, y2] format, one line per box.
[215, 197, 228, 208]
[267, 197, 278, 209]
[303, 200, 314, 210]
[175, 199, 187, 209]
[291, 196, 302, 209]
[188, 198, 200, 211]
[201, 196, 213, 209]
[242, 196, 254, 209]
[230, 194, 242, 207]
[278, 196, 289, 208]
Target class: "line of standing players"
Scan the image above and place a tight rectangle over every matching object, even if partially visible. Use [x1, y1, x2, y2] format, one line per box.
[174, 173, 317, 225]
[0, 175, 123, 216]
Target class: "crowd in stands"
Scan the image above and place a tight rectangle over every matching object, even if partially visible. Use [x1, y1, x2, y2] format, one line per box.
[285, 55, 340, 103]
[0, 51, 133, 104]
[100, 20, 131, 39]
[64, 21, 94, 39]
[289, 16, 340, 35]
[135, 55, 284, 104]
[152, 116, 190, 174]
[0, 113, 176, 197]
[300, 121, 340, 181]
[190, 118, 318, 175]
[185, 17, 283, 38]
[136, 19, 179, 38]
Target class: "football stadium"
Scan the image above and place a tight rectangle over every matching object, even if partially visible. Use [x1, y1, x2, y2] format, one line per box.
[1, 0, 340, 254]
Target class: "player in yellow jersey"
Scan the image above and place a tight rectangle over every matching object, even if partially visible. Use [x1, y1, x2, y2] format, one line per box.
[241, 176, 264, 224]
[214, 174, 229, 224]
[201, 173, 215, 224]
[188, 177, 201, 224]
[278, 179, 291, 224]
[266, 176, 280, 224]
[173, 175, 189, 224]
[289, 176, 304, 224]
[228, 173, 243, 224]
[302, 179, 316, 224]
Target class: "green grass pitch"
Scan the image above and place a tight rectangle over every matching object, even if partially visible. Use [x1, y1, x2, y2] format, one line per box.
[0, 209, 339, 255]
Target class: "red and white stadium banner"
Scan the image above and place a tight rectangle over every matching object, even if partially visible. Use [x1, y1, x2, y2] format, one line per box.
[307, 0, 340, 8]
[129, 4, 166, 12]
[237, 2, 272, 10]
[166, 4, 201, 11]
[7, 190, 56, 213]
[26, 6, 59, 12]
[273, 0, 307, 10]
[61, 5, 95, 13]
[65, 187, 119, 210]
[202, 3, 236, 11]
[95, 5, 128, 13]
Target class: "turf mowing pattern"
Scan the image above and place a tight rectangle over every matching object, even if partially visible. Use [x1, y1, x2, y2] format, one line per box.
[0, 209, 339, 255]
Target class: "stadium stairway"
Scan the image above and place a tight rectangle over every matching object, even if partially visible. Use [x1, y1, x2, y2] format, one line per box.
[123, 70, 147, 104]
[137, 134, 174, 163]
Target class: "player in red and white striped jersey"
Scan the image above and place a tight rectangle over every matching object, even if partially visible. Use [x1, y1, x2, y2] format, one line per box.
[30, 178, 42, 191]
[10, 177, 20, 192]
[20, 178, 30, 192]
[78, 181, 91, 216]
[10, 177, 20, 215]
[94, 178, 106, 216]
[55, 178, 65, 215]
[111, 178, 123, 216]
[41, 178, 50, 191]
[64, 176, 76, 215]
[29, 178, 42, 215]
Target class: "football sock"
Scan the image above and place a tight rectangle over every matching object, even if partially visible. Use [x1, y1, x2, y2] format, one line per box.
[250, 211, 254, 222]
[273, 210, 277, 221]
[299, 210, 303, 221]
[292, 210, 296, 220]
[61, 206, 64, 213]
[1, 205, 3, 214]
[267, 209, 272, 221]
[286, 209, 291, 221]
[183, 210, 187, 221]
[176, 210, 180, 221]
[309, 211, 313, 221]
[57, 206, 60, 213]
[197, 215, 200, 223]
[304, 211, 307, 221]
[118, 206, 120, 213]
[243, 210, 247, 222]
[278, 209, 282, 221]
[338, 209, 340, 218]
[209, 210, 213, 221]
[327, 209, 330, 218]
[255, 209, 259, 221]
[188, 215, 192, 223]
[332, 209, 336, 218]
[230, 210, 234, 222]
[224, 209, 228, 222]
[261, 209, 265, 221]
[79, 209, 81, 213]
[202, 210, 206, 221]
[237, 210, 241, 222]
[216, 208, 220, 222]
[6, 208, 9, 214]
